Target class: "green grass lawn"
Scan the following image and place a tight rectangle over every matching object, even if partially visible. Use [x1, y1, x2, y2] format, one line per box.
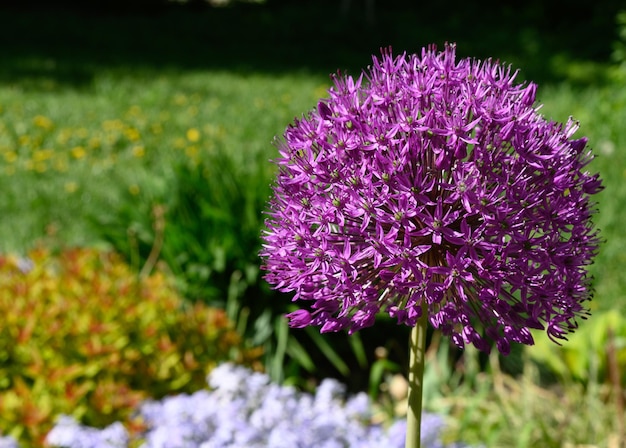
[0, 69, 327, 250]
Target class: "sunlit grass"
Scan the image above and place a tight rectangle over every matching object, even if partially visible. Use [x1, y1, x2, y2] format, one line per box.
[0, 70, 329, 252]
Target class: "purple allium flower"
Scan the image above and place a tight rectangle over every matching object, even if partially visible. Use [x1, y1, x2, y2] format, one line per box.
[260, 44, 603, 354]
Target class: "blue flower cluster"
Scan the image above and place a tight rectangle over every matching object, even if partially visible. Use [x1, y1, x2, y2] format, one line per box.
[44, 364, 468, 448]
[0, 436, 18, 448]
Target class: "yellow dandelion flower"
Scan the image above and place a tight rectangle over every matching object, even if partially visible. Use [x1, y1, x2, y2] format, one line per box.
[71, 146, 86, 159]
[33, 149, 53, 162]
[124, 127, 141, 142]
[186, 128, 200, 143]
[18, 135, 31, 146]
[64, 181, 78, 193]
[128, 184, 140, 195]
[33, 115, 54, 130]
[4, 151, 17, 163]
[102, 119, 124, 131]
[132, 145, 145, 158]
[88, 136, 101, 149]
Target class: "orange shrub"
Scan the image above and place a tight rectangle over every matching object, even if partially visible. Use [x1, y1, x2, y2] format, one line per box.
[0, 247, 262, 446]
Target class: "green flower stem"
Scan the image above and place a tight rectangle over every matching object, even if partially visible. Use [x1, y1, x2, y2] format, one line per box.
[405, 304, 428, 448]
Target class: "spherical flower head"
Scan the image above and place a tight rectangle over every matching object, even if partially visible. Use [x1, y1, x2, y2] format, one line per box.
[260, 44, 603, 354]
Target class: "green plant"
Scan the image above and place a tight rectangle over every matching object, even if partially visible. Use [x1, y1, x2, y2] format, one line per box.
[92, 146, 380, 388]
[528, 310, 626, 384]
[611, 10, 626, 82]
[160, 151, 271, 305]
[0, 247, 262, 447]
[412, 340, 623, 447]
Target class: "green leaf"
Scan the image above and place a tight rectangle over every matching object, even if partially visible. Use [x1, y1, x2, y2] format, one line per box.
[347, 332, 368, 369]
[285, 334, 315, 373]
[368, 358, 400, 400]
[304, 327, 350, 377]
[269, 316, 289, 382]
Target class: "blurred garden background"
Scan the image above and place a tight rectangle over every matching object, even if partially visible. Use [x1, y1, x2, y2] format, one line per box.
[0, 0, 625, 446]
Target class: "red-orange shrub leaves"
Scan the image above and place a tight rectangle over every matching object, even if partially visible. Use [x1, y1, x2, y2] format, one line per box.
[0, 247, 262, 446]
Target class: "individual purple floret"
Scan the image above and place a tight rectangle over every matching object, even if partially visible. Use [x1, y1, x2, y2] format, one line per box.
[46, 363, 471, 448]
[260, 43, 603, 354]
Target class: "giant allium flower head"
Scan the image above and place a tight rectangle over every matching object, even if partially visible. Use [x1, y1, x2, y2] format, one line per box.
[260, 44, 603, 354]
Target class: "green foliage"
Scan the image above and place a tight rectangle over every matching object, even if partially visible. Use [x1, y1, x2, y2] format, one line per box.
[528, 310, 626, 384]
[449, 356, 619, 447]
[0, 68, 327, 254]
[611, 10, 626, 82]
[367, 329, 624, 446]
[419, 340, 623, 447]
[94, 149, 378, 388]
[0, 247, 262, 447]
[157, 150, 271, 305]
[0, 6, 625, 443]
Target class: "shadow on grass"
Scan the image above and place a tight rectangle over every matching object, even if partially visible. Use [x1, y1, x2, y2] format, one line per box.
[0, 0, 621, 89]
